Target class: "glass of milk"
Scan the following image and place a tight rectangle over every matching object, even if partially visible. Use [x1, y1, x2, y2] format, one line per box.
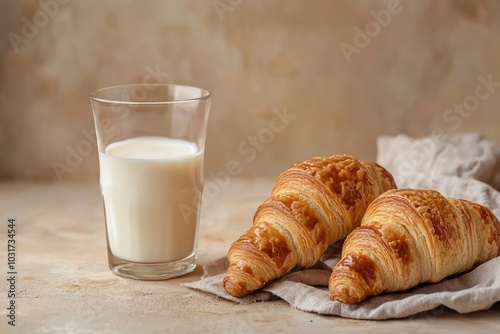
[90, 84, 210, 280]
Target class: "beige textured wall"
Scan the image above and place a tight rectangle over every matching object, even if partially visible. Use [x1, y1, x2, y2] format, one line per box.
[1, 0, 500, 181]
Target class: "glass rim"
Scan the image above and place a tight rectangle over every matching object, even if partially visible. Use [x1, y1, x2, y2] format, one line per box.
[90, 83, 211, 105]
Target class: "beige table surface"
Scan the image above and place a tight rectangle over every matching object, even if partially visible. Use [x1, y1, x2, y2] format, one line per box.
[0, 179, 499, 334]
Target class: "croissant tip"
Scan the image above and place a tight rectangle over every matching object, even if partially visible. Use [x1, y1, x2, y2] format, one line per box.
[223, 275, 250, 298]
[330, 294, 346, 303]
[329, 280, 367, 304]
[330, 291, 360, 304]
[330, 292, 364, 304]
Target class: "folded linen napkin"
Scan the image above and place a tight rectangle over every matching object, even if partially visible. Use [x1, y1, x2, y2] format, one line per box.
[377, 132, 500, 192]
[184, 133, 500, 319]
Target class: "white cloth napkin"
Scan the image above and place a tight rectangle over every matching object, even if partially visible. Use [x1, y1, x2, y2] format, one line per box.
[184, 133, 500, 319]
[377, 133, 500, 218]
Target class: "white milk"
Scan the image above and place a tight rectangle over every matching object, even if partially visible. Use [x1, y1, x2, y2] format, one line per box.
[99, 136, 203, 263]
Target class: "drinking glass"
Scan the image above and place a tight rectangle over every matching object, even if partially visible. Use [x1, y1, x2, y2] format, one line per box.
[90, 84, 210, 280]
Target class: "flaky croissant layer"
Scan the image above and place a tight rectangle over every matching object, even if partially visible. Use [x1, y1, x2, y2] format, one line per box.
[329, 188, 500, 304]
[223, 155, 396, 297]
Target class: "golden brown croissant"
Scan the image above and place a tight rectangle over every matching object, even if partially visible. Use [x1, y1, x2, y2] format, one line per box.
[223, 155, 397, 297]
[329, 188, 500, 304]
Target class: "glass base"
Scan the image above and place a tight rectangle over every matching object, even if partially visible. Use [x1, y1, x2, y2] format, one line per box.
[108, 253, 197, 280]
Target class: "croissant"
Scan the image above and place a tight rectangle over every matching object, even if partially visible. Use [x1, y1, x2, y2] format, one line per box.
[223, 155, 397, 297]
[329, 188, 500, 304]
